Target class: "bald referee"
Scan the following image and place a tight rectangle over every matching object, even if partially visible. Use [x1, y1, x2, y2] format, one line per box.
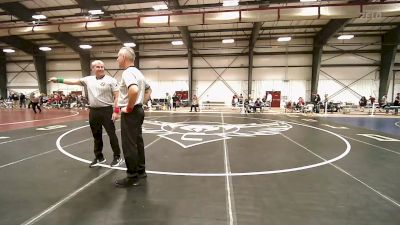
[48, 60, 122, 168]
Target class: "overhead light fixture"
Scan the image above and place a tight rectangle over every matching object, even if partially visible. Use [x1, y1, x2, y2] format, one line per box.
[3, 49, 15, 53]
[88, 10, 104, 15]
[79, 44, 92, 49]
[39, 46, 52, 51]
[277, 37, 292, 42]
[152, 4, 168, 10]
[123, 42, 136, 47]
[32, 14, 46, 20]
[171, 40, 183, 46]
[222, 39, 235, 44]
[338, 34, 354, 40]
[223, 0, 239, 7]
[300, 0, 317, 2]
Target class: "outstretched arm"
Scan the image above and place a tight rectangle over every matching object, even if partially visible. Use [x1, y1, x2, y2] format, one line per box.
[48, 77, 82, 85]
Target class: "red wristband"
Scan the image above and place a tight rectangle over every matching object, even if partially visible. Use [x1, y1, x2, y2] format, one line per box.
[126, 106, 133, 113]
[114, 107, 120, 113]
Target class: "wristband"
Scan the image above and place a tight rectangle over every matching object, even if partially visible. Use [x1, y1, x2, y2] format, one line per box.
[114, 107, 120, 113]
[57, 78, 64, 83]
[126, 106, 133, 113]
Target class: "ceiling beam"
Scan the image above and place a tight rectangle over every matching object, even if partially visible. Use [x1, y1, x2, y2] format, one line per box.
[168, 0, 192, 49]
[0, 2, 86, 54]
[75, 0, 137, 45]
[311, 18, 351, 98]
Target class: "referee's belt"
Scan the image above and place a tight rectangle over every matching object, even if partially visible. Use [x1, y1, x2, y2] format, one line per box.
[89, 106, 112, 110]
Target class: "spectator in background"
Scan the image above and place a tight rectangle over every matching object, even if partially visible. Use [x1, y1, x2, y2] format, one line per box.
[266, 92, 272, 109]
[238, 94, 244, 105]
[369, 95, 376, 105]
[379, 95, 388, 112]
[312, 93, 321, 113]
[12, 92, 19, 108]
[19, 93, 26, 108]
[190, 95, 199, 112]
[359, 96, 367, 112]
[394, 93, 400, 106]
[166, 93, 172, 110]
[172, 93, 179, 110]
[29, 92, 41, 113]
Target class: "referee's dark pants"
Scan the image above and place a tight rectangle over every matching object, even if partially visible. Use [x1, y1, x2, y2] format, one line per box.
[121, 104, 145, 177]
[89, 106, 121, 160]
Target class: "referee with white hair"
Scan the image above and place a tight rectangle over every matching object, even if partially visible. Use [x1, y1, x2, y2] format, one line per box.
[48, 60, 122, 167]
[114, 47, 152, 188]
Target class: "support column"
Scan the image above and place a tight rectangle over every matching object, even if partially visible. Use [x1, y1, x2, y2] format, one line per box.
[311, 46, 323, 98]
[248, 50, 254, 99]
[0, 51, 6, 99]
[79, 53, 91, 77]
[135, 45, 140, 69]
[79, 53, 90, 97]
[379, 27, 400, 99]
[33, 54, 47, 94]
[188, 48, 193, 102]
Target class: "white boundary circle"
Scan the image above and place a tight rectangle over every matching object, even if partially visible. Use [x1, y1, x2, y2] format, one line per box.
[0, 111, 80, 126]
[56, 115, 351, 177]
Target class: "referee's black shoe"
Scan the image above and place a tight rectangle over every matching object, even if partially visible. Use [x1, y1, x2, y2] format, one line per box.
[115, 177, 140, 187]
[89, 157, 106, 168]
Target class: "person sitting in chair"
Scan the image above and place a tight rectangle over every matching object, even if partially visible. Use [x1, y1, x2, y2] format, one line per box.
[252, 98, 263, 112]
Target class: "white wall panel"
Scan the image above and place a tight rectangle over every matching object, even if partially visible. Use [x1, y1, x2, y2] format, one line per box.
[193, 68, 247, 81]
[7, 72, 37, 86]
[254, 54, 311, 66]
[253, 67, 311, 80]
[193, 56, 247, 68]
[47, 61, 81, 71]
[147, 80, 189, 99]
[322, 53, 380, 65]
[7, 62, 36, 71]
[196, 80, 242, 104]
[319, 67, 378, 80]
[141, 58, 188, 68]
[143, 69, 188, 81]
[318, 79, 379, 104]
[253, 80, 307, 103]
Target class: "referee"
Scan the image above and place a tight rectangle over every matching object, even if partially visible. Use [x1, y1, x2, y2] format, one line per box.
[48, 60, 122, 167]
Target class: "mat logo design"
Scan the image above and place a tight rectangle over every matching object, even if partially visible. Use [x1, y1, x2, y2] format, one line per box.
[143, 120, 292, 148]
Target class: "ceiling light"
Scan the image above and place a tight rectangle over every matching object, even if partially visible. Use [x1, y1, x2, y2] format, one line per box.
[171, 40, 183, 46]
[32, 14, 46, 20]
[3, 49, 15, 53]
[88, 10, 104, 15]
[39, 46, 52, 51]
[222, 39, 235, 44]
[338, 34, 354, 40]
[152, 4, 168, 10]
[223, 0, 239, 7]
[277, 37, 292, 42]
[79, 44, 92, 49]
[124, 42, 136, 47]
